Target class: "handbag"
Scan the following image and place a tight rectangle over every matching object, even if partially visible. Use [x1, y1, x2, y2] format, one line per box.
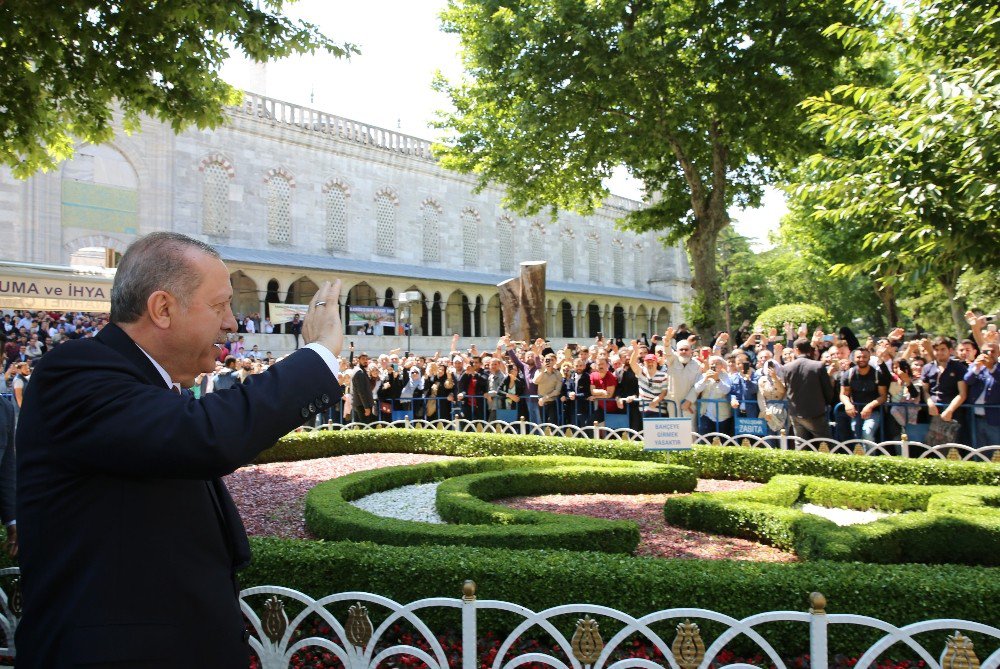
[925, 415, 961, 446]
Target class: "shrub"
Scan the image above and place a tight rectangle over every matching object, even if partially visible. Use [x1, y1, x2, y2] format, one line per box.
[305, 456, 695, 553]
[258, 430, 1000, 486]
[662, 475, 1000, 565]
[241, 537, 1000, 658]
[753, 303, 831, 333]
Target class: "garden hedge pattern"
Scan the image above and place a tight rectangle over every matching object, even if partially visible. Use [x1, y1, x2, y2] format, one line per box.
[305, 456, 695, 552]
[662, 475, 1000, 565]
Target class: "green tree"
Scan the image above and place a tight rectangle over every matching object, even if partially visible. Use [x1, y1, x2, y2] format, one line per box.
[764, 196, 890, 331]
[716, 228, 775, 333]
[791, 0, 1000, 337]
[434, 0, 868, 333]
[0, 1, 354, 177]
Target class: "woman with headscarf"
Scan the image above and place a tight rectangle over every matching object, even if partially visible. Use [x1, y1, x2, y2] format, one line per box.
[399, 367, 425, 419]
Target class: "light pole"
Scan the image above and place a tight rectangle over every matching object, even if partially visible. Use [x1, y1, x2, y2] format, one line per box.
[399, 291, 421, 355]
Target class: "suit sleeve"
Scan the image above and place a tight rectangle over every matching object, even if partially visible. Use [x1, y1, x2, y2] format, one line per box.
[0, 399, 15, 524]
[18, 346, 341, 480]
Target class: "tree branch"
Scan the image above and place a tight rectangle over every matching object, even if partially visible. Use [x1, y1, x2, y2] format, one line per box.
[666, 133, 707, 219]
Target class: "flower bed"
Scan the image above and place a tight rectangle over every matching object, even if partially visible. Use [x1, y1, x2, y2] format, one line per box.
[499, 479, 796, 562]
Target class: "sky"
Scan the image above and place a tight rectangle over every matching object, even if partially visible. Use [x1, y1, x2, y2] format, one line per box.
[220, 0, 787, 248]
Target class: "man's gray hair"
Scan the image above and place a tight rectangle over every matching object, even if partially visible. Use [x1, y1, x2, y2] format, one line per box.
[111, 232, 221, 324]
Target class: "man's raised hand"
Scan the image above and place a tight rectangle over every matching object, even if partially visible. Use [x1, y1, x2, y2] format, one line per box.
[303, 279, 343, 356]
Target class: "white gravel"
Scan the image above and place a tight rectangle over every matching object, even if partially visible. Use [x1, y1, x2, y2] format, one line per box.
[350, 483, 446, 524]
[799, 503, 891, 526]
[349, 483, 895, 529]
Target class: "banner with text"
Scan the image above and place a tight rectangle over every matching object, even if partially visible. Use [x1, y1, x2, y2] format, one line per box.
[349, 305, 396, 329]
[0, 273, 112, 311]
[642, 417, 693, 451]
[270, 303, 309, 326]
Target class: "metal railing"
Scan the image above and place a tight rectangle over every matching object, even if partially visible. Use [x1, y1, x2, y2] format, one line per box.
[831, 402, 1000, 448]
[0, 570, 994, 668]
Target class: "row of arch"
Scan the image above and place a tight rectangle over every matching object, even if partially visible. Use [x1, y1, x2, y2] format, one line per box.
[232, 271, 674, 340]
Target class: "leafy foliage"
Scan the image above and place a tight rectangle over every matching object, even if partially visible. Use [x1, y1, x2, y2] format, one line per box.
[434, 0, 869, 331]
[789, 0, 1000, 333]
[753, 304, 831, 333]
[0, 0, 355, 176]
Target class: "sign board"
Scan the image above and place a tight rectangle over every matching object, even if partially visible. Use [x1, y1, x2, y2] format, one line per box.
[0, 264, 113, 311]
[270, 303, 309, 326]
[734, 416, 768, 437]
[348, 305, 396, 328]
[642, 417, 693, 451]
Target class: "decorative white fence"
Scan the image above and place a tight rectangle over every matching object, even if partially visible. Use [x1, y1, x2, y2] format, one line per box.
[296, 418, 1000, 464]
[0, 574, 997, 668]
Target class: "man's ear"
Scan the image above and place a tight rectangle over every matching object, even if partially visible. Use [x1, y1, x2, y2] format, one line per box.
[146, 291, 174, 329]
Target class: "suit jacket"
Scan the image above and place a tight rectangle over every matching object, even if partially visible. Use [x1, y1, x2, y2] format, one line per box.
[15, 323, 341, 668]
[351, 366, 374, 411]
[778, 356, 835, 419]
[0, 395, 14, 525]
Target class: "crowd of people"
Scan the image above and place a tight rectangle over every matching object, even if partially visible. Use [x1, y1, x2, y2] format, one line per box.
[4, 307, 998, 448]
[330, 316, 999, 450]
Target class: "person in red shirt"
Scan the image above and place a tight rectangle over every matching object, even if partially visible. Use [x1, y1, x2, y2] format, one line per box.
[589, 357, 617, 425]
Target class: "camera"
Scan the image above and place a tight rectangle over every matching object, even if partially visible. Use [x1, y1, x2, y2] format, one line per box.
[986, 314, 997, 323]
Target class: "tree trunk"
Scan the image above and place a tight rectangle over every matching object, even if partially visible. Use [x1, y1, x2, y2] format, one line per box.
[686, 218, 726, 334]
[938, 271, 967, 340]
[874, 281, 898, 329]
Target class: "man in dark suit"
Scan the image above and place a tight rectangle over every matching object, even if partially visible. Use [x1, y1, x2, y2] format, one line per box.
[778, 338, 835, 439]
[15, 232, 344, 668]
[0, 395, 15, 556]
[351, 352, 375, 423]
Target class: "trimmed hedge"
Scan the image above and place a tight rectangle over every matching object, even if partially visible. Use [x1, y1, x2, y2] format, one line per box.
[305, 456, 695, 553]
[241, 537, 1000, 658]
[436, 465, 695, 526]
[258, 428, 1000, 485]
[663, 475, 1000, 565]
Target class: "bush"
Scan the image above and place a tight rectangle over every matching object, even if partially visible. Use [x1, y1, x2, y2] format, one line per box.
[258, 429, 1000, 486]
[305, 456, 695, 553]
[662, 475, 1000, 565]
[753, 303, 831, 333]
[241, 537, 1000, 658]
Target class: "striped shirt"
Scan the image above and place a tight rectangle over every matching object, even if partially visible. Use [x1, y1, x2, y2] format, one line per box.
[637, 365, 669, 404]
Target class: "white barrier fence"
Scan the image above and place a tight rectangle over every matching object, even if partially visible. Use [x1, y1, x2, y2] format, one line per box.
[296, 419, 1000, 463]
[0, 570, 994, 669]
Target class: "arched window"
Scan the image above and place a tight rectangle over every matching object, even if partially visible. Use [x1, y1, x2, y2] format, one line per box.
[325, 182, 349, 252]
[374, 189, 397, 256]
[528, 223, 545, 261]
[421, 200, 441, 262]
[587, 234, 600, 283]
[462, 209, 479, 267]
[498, 216, 515, 272]
[266, 171, 293, 245]
[561, 231, 575, 281]
[202, 162, 231, 236]
[634, 243, 644, 289]
[612, 240, 624, 285]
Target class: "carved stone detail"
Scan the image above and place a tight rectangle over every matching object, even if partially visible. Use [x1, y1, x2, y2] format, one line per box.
[498, 261, 546, 342]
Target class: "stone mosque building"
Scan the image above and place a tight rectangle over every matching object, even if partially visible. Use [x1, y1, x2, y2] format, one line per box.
[0, 91, 691, 347]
